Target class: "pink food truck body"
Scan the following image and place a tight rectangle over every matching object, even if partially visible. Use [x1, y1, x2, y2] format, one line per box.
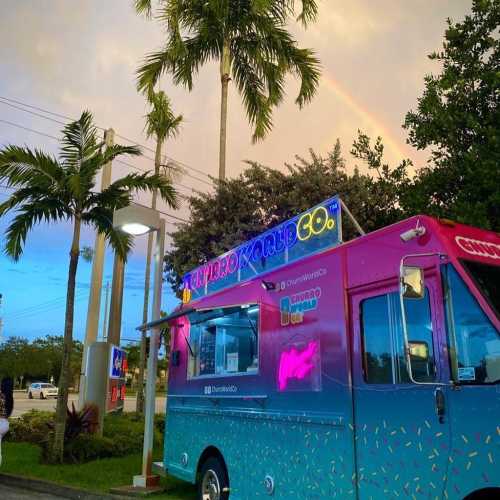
[149, 197, 499, 500]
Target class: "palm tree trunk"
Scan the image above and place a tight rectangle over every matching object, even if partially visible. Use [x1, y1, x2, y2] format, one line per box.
[219, 38, 231, 181]
[137, 137, 163, 413]
[52, 215, 81, 462]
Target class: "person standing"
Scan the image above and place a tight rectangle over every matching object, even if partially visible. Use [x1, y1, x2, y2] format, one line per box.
[0, 377, 14, 466]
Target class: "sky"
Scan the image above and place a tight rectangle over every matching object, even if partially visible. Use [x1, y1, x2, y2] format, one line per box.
[0, 0, 472, 344]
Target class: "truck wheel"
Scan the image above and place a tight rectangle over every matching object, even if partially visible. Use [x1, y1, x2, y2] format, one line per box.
[198, 456, 229, 500]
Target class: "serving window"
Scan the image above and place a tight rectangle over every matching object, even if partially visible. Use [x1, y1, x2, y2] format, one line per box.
[187, 304, 259, 379]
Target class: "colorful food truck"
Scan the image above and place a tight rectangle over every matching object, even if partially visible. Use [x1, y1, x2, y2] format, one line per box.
[149, 197, 499, 500]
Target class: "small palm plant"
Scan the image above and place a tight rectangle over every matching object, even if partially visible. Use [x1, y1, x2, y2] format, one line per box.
[135, 0, 321, 180]
[0, 110, 178, 462]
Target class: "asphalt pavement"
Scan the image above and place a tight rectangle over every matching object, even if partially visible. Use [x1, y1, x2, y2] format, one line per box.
[0, 484, 65, 499]
[12, 392, 166, 417]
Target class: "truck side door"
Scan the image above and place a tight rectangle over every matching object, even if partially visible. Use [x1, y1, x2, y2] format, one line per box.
[441, 263, 500, 498]
[350, 275, 450, 499]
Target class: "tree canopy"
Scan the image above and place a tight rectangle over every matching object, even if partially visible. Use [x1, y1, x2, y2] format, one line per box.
[165, 137, 410, 294]
[0, 336, 82, 388]
[404, 0, 500, 230]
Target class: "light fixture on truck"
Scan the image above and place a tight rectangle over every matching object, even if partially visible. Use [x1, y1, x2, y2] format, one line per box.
[261, 280, 276, 291]
[400, 220, 426, 242]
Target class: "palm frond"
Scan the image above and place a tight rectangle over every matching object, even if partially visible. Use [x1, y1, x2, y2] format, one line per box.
[267, 0, 318, 26]
[60, 110, 100, 171]
[4, 199, 69, 260]
[134, 0, 153, 18]
[232, 51, 274, 143]
[144, 90, 183, 142]
[82, 207, 133, 261]
[0, 145, 63, 187]
[109, 172, 179, 209]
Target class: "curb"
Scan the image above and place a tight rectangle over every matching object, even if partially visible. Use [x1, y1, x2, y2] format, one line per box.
[0, 473, 129, 499]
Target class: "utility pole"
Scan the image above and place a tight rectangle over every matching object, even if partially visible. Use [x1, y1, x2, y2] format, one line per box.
[0, 293, 3, 343]
[79, 128, 114, 409]
[101, 281, 110, 341]
[107, 254, 125, 347]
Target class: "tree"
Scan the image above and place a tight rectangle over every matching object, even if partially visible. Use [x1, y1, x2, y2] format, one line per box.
[403, 0, 500, 230]
[165, 137, 409, 294]
[137, 89, 183, 414]
[0, 336, 83, 388]
[0, 111, 178, 462]
[135, 0, 321, 179]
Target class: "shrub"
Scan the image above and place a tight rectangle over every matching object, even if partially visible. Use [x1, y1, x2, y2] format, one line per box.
[9, 410, 164, 464]
[6, 410, 54, 445]
[63, 433, 115, 463]
[65, 403, 99, 440]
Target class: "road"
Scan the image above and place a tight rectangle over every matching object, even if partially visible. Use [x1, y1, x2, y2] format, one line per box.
[0, 484, 64, 499]
[12, 392, 166, 417]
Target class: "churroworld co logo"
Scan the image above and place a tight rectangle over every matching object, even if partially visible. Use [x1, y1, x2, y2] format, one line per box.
[280, 287, 321, 326]
[455, 236, 500, 260]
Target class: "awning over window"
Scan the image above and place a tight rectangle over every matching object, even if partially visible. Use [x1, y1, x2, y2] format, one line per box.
[136, 307, 195, 332]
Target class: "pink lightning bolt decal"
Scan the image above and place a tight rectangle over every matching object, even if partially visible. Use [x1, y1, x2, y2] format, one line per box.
[278, 341, 319, 391]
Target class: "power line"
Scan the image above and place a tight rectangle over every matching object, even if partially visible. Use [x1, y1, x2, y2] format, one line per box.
[7, 289, 89, 321]
[114, 159, 196, 195]
[1, 183, 184, 226]
[0, 121, 202, 197]
[0, 99, 68, 127]
[0, 96, 211, 180]
[132, 200, 189, 223]
[0, 96, 77, 123]
[0, 119, 60, 141]
[7, 290, 88, 319]
[115, 132, 213, 181]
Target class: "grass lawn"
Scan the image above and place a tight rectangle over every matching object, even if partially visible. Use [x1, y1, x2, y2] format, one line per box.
[2, 442, 196, 500]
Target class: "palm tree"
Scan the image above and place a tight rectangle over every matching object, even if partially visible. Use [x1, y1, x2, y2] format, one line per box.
[135, 0, 321, 180]
[0, 111, 178, 462]
[137, 89, 183, 413]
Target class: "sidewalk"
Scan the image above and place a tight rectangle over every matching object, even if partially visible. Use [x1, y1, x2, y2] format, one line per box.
[0, 483, 63, 499]
[0, 473, 127, 500]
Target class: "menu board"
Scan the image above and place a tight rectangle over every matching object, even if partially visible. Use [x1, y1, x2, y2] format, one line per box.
[199, 329, 216, 375]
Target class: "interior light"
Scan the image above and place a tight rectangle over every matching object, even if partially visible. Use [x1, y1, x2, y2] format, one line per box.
[121, 223, 151, 236]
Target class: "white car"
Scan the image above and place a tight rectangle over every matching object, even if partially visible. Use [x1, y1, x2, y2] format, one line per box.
[27, 382, 59, 399]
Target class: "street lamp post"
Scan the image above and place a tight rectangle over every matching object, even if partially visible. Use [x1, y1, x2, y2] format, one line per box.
[113, 203, 165, 488]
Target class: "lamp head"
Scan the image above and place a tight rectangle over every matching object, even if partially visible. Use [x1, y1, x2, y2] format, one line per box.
[113, 204, 161, 235]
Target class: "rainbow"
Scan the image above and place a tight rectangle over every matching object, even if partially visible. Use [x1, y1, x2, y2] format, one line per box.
[321, 76, 410, 163]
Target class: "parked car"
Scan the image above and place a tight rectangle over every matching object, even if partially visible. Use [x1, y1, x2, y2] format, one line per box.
[27, 382, 58, 399]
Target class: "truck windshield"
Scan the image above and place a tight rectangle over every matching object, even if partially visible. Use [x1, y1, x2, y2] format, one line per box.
[461, 260, 499, 319]
[442, 264, 500, 384]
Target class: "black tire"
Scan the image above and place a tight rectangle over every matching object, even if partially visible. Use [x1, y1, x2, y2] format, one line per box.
[40, 392, 44, 400]
[28, 392, 33, 399]
[198, 456, 229, 500]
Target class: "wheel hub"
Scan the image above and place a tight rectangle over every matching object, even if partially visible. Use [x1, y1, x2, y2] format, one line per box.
[202, 469, 221, 500]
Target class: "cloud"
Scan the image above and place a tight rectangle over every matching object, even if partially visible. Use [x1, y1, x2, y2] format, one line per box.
[0, 0, 474, 340]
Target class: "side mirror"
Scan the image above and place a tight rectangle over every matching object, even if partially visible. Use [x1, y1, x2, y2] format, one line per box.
[401, 266, 424, 299]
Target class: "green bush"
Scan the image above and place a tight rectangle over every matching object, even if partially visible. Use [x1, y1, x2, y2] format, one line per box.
[6, 410, 54, 445]
[63, 433, 115, 463]
[9, 410, 164, 464]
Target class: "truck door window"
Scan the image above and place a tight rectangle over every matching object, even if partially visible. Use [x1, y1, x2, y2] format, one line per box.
[187, 304, 259, 379]
[443, 264, 500, 384]
[361, 290, 436, 384]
